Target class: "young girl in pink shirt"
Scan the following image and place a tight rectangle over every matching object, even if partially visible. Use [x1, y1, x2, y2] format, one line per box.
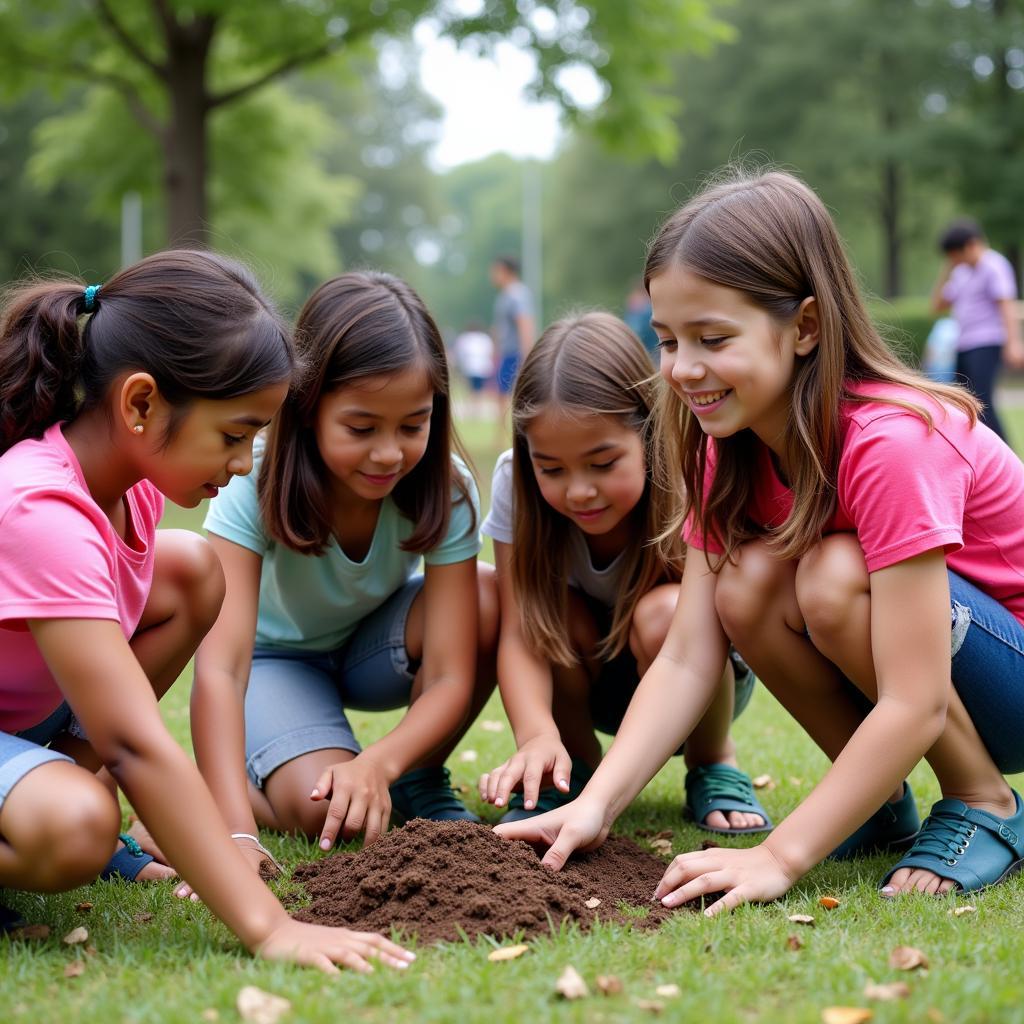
[0, 252, 413, 971]
[498, 170, 1024, 909]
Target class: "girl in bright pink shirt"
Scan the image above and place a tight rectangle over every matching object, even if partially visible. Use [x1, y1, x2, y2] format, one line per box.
[0, 251, 413, 972]
[497, 170, 1024, 910]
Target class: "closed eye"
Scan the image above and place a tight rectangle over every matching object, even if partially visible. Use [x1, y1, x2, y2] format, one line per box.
[592, 459, 618, 471]
[224, 433, 246, 446]
[701, 336, 727, 347]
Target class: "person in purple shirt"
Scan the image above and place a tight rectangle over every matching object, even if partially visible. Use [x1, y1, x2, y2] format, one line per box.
[931, 219, 1024, 441]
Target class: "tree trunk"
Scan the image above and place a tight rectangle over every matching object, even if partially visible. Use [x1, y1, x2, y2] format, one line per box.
[879, 102, 902, 299]
[162, 19, 214, 246]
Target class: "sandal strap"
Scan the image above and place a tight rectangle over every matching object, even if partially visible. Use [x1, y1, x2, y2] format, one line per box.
[118, 831, 144, 858]
[687, 763, 756, 806]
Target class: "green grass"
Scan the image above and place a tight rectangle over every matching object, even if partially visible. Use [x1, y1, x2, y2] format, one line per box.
[4, 408, 1024, 1023]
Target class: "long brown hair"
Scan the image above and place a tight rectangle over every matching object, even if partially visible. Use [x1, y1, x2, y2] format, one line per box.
[511, 312, 682, 666]
[645, 169, 980, 566]
[0, 250, 292, 455]
[259, 271, 474, 556]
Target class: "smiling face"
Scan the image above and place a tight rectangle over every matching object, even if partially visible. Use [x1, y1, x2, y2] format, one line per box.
[650, 264, 817, 451]
[524, 406, 646, 538]
[144, 382, 289, 508]
[314, 364, 434, 505]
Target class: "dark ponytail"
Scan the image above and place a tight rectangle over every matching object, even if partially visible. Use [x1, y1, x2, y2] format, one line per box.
[0, 249, 294, 455]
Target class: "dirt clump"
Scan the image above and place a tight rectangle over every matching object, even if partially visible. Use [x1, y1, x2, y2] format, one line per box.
[291, 819, 692, 944]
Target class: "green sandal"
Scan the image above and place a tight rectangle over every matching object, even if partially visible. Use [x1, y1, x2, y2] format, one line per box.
[880, 789, 1024, 894]
[499, 759, 594, 824]
[829, 782, 920, 861]
[389, 766, 481, 824]
[684, 763, 773, 835]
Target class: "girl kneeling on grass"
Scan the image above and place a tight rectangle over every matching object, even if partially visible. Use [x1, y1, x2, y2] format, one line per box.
[0, 252, 412, 971]
[478, 312, 768, 834]
[192, 271, 496, 880]
[498, 170, 1024, 911]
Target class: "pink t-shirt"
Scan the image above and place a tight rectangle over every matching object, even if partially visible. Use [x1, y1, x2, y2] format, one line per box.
[0, 423, 163, 732]
[685, 382, 1024, 624]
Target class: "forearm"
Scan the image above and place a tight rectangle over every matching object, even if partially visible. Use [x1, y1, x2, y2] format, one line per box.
[190, 668, 258, 835]
[108, 736, 286, 949]
[497, 629, 559, 746]
[1001, 302, 1022, 348]
[764, 696, 946, 876]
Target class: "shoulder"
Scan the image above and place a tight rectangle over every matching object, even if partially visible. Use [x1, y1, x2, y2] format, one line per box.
[491, 448, 514, 486]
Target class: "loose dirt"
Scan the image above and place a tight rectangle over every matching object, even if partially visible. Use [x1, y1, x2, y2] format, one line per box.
[291, 819, 696, 944]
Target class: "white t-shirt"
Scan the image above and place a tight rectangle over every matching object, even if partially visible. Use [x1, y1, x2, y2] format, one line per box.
[453, 331, 495, 379]
[481, 449, 627, 607]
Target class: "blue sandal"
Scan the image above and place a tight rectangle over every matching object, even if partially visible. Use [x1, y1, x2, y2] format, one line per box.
[879, 790, 1024, 894]
[684, 763, 773, 835]
[829, 782, 920, 860]
[390, 766, 481, 824]
[100, 832, 155, 882]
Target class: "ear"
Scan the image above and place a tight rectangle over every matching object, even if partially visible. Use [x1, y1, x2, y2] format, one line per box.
[793, 296, 820, 357]
[117, 372, 162, 436]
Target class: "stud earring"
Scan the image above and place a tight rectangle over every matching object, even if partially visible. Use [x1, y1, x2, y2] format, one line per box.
[133, 424, 144, 434]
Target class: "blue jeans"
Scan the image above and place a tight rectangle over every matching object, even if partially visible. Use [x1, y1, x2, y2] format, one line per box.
[948, 570, 1024, 774]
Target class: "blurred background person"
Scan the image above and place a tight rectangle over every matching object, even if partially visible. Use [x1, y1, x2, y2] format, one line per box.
[452, 320, 496, 420]
[490, 256, 535, 437]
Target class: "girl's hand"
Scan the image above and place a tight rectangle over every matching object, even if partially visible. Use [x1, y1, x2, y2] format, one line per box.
[311, 755, 392, 850]
[255, 919, 416, 974]
[479, 734, 574, 812]
[654, 843, 800, 917]
[493, 796, 611, 869]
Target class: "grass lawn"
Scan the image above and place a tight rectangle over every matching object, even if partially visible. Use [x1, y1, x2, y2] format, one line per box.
[3, 407, 1024, 1024]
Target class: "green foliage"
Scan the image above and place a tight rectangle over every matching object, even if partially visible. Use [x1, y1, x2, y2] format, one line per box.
[869, 296, 938, 365]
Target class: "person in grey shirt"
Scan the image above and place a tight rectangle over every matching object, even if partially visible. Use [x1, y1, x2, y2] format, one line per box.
[490, 255, 534, 434]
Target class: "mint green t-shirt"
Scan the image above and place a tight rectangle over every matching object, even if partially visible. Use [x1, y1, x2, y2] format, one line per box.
[203, 454, 481, 652]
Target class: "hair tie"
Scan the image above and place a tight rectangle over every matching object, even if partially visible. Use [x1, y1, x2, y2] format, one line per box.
[83, 284, 102, 312]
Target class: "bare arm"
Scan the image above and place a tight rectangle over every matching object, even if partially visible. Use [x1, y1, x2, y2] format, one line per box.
[931, 260, 954, 314]
[999, 298, 1024, 369]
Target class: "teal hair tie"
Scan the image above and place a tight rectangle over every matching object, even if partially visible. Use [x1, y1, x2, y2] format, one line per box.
[83, 284, 101, 312]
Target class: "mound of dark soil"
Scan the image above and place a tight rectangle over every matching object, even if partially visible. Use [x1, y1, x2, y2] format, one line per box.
[291, 819, 693, 944]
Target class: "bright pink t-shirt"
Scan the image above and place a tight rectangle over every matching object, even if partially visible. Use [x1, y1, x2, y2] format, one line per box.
[685, 382, 1024, 624]
[0, 423, 163, 732]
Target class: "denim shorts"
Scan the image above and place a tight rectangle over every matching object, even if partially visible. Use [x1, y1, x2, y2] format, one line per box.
[0, 704, 74, 814]
[244, 576, 423, 788]
[948, 570, 1024, 774]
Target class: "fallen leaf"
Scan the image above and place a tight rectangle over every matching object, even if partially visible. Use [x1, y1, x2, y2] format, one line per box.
[636, 999, 665, 1013]
[133, 912, 154, 924]
[585, 897, 601, 909]
[821, 1010, 873, 1024]
[649, 839, 673, 855]
[950, 905, 976, 917]
[655, 984, 680, 998]
[788, 776, 804, 786]
[700, 839, 721, 850]
[200, 1012, 219, 1023]
[458, 749, 478, 763]
[11, 924, 50, 942]
[480, 719, 505, 732]
[236, 986, 291, 1024]
[63, 961, 85, 979]
[555, 965, 588, 1000]
[926, 1010, 945, 1023]
[596, 975, 623, 995]
[74, 902, 93, 913]
[752, 774, 776, 790]
[785, 934, 804, 951]
[819, 896, 841, 910]
[888, 946, 929, 971]
[454, 783, 471, 795]
[787, 914, 815, 926]
[863, 981, 910, 1001]
[84, 946, 98, 957]
[487, 943, 529, 962]
[62, 926, 88, 945]
[651, 830, 674, 841]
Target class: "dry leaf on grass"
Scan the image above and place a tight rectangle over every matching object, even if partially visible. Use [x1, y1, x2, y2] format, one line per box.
[651, 829, 674, 841]
[700, 839, 721, 850]
[785, 934, 804, 951]
[134, 912, 154, 924]
[487, 943, 529, 962]
[950, 905, 976, 917]
[926, 1009, 945, 1023]
[821, 1009, 873, 1024]
[62, 926, 88, 945]
[655, 984, 681, 998]
[454, 783, 471, 795]
[236, 985, 291, 1024]
[458, 750, 478, 763]
[555, 965, 589, 1000]
[585, 897, 601, 909]
[596, 975, 623, 995]
[74, 902, 93, 913]
[863, 981, 910, 1001]
[636, 999, 665, 1013]
[11, 924, 50, 942]
[888, 946, 929, 971]
[752, 774, 776, 790]
[819, 896, 841, 910]
[480, 720, 505, 732]
[63, 960, 85, 979]
[787, 914, 815, 926]
[649, 839, 673, 856]
[84, 945, 98, 957]
[200, 1011, 219, 1023]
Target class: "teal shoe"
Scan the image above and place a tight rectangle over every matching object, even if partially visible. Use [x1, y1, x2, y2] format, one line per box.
[498, 758, 594, 824]
[389, 766, 480, 824]
[879, 789, 1024, 894]
[829, 782, 920, 861]
[684, 763, 773, 835]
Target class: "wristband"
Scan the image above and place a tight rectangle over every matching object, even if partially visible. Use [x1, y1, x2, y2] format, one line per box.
[230, 832, 284, 873]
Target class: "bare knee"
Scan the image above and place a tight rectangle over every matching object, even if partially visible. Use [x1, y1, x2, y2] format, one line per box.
[476, 562, 500, 659]
[795, 534, 868, 642]
[715, 540, 789, 642]
[628, 586, 677, 664]
[155, 531, 226, 632]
